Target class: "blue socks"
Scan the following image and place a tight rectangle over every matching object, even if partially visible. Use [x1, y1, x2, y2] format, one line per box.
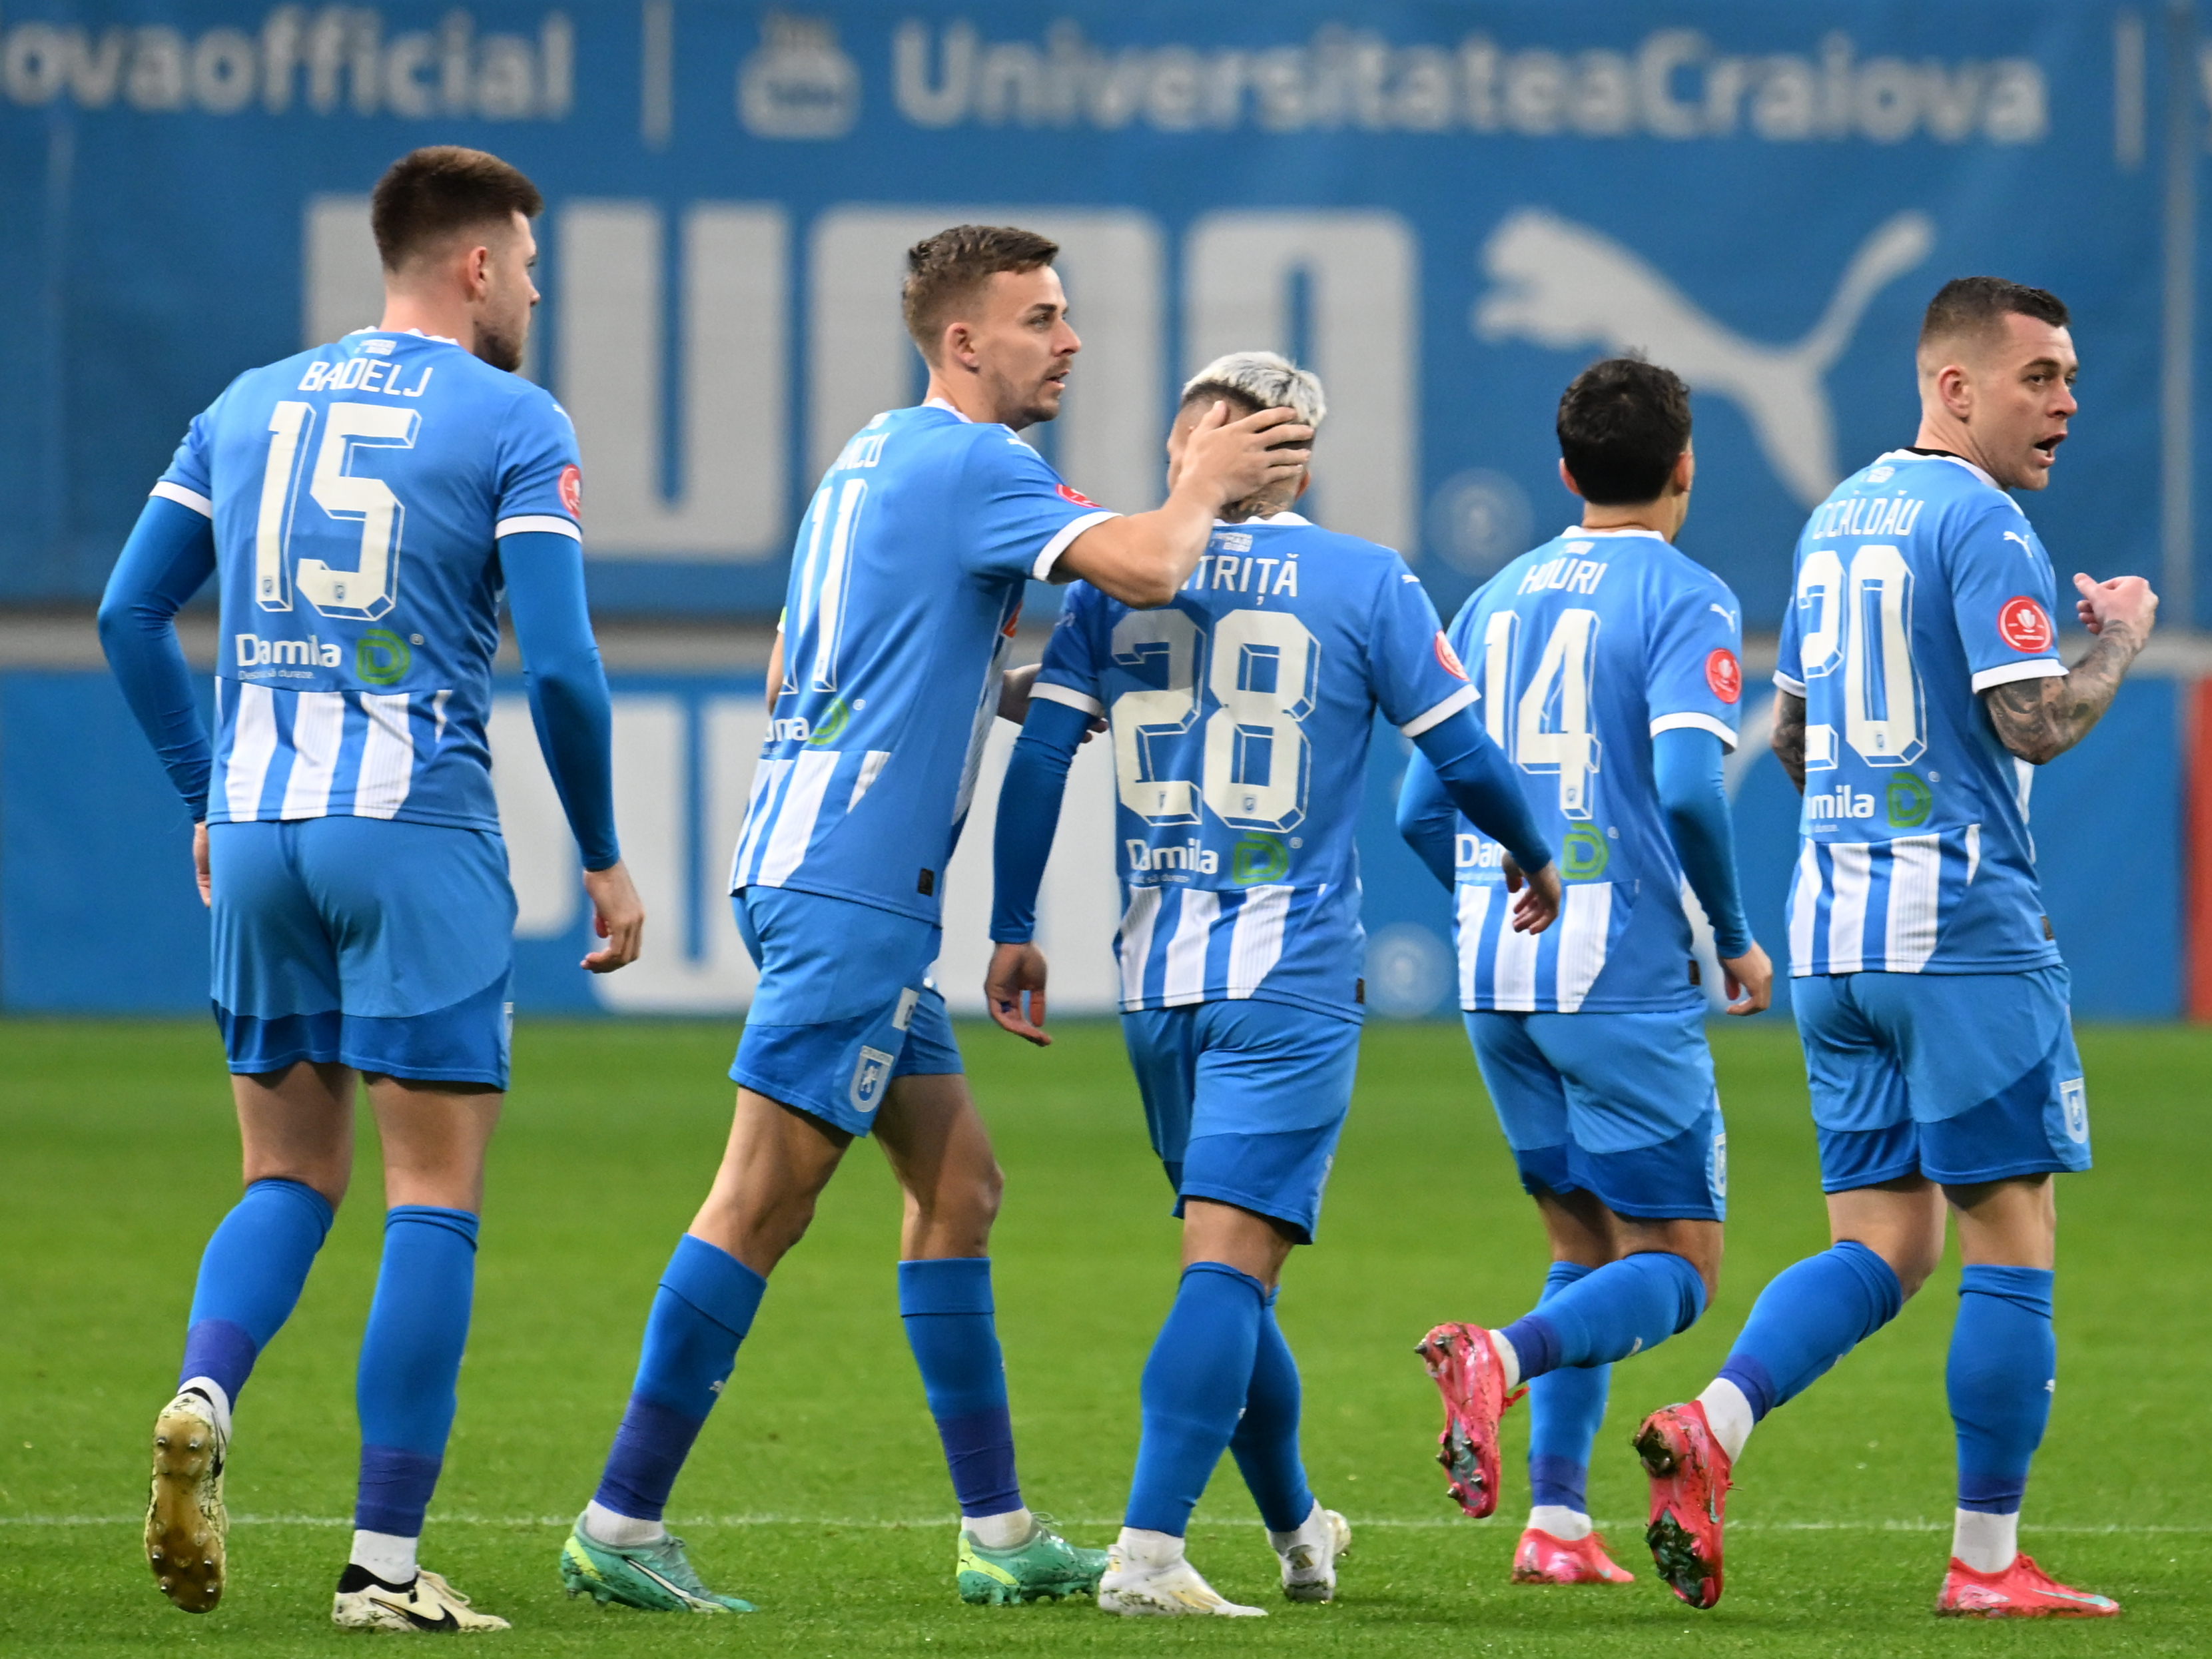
[179, 1177, 334, 1405]
[1126, 1262, 1266, 1536]
[593, 1234, 767, 1522]
[1949, 1266, 2055, 1514]
[1716, 1241, 1904, 1421]
[1499, 1251, 1706, 1381]
[1228, 1290, 1315, 1533]
[1526, 1263, 1611, 1512]
[354, 1206, 480, 1537]
[899, 1258, 1022, 1518]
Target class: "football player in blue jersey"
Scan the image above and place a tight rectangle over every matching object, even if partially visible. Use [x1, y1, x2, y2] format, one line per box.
[1395, 358, 1772, 1586]
[986, 352, 1561, 1616]
[557, 229, 1313, 1613]
[1635, 279, 2153, 1616]
[99, 148, 643, 1632]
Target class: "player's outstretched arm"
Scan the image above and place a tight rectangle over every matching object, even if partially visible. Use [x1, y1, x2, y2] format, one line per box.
[1653, 726, 1770, 1015]
[1409, 708, 1560, 934]
[1982, 572, 2158, 765]
[1394, 752, 1461, 892]
[97, 496, 220, 894]
[502, 529, 643, 972]
[1053, 403, 1312, 607]
[985, 697, 1090, 1044]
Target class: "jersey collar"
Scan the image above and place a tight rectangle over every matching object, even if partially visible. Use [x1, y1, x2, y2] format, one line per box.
[1875, 446, 1999, 491]
[1216, 511, 1310, 526]
[922, 396, 972, 422]
[1559, 523, 1666, 541]
[350, 326, 461, 348]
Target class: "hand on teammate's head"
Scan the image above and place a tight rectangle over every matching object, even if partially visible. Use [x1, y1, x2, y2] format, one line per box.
[1173, 402, 1313, 512]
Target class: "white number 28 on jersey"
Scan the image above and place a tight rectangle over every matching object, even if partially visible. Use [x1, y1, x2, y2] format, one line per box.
[1108, 607, 1319, 832]
[254, 399, 421, 622]
[1794, 544, 1925, 769]
[1481, 607, 1603, 818]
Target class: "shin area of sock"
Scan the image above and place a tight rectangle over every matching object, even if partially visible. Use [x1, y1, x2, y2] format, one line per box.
[1949, 1265, 2055, 1522]
[1124, 1262, 1266, 1537]
[1228, 1289, 1315, 1534]
[179, 1177, 336, 1405]
[899, 1257, 1021, 1518]
[1716, 1240, 1903, 1419]
[1527, 1263, 1606, 1513]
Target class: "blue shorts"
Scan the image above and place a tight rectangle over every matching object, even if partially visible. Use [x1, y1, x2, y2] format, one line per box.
[208, 819, 515, 1087]
[1120, 999, 1361, 1245]
[1466, 1006, 1726, 1221]
[729, 887, 962, 1138]
[1794, 967, 2090, 1191]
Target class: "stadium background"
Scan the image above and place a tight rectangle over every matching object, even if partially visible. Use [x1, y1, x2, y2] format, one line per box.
[0, 0, 2203, 1022]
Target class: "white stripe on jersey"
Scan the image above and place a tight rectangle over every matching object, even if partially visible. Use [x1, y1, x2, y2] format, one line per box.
[494, 514, 580, 541]
[849, 749, 891, 811]
[1554, 882, 1613, 1012]
[1399, 683, 1478, 739]
[1491, 902, 1541, 1011]
[151, 480, 213, 517]
[730, 758, 786, 889]
[757, 751, 839, 885]
[1032, 682, 1104, 717]
[1825, 842, 1872, 974]
[1883, 834, 1943, 972]
[1455, 884, 1493, 1008]
[225, 682, 279, 821]
[1226, 885, 1294, 998]
[1117, 886, 1163, 1008]
[279, 691, 346, 819]
[1966, 823, 1981, 885]
[1650, 711, 1738, 749]
[1788, 840, 1821, 971]
[353, 693, 415, 819]
[1162, 890, 1218, 1006]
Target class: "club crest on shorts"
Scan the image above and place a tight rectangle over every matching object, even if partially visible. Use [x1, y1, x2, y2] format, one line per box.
[850, 1046, 895, 1114]
[2059, 1076, 2088, 1143]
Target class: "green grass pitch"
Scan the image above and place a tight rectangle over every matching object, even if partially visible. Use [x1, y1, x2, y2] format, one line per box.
[3, 1016, 2208, 1656]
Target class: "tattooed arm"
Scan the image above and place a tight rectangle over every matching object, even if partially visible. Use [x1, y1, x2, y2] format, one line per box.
[1771, 690, 1808, 795]
[1981, 573, 2158, 765]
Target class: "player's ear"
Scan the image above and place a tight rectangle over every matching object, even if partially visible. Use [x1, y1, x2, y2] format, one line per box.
[1673, 446, 1695, 495]
[1294, 469, 1311, 501]
[1557, 458, 1586, 501]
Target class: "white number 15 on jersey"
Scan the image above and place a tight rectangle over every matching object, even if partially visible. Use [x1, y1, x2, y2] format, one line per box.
[254, 399, 421, 622]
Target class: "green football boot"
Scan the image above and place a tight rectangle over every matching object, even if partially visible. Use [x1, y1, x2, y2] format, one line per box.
[957, 1514, 1110, 1605]
[559, 1517, 755, 1613]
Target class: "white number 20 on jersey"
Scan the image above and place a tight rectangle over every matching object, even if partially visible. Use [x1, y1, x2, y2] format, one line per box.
[1794, 544, 1925, 769]
[1108, 607, 1319, 832]
[254, 399, 421, 621]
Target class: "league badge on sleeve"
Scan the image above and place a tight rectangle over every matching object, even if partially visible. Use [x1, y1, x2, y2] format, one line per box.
[1435, 633, 1469, 679]
[559, 464, 583, 519]
[1705, 648, 1742, 703]
[1056, 483, 1100, 508]
[1998, 595, 2054, 652]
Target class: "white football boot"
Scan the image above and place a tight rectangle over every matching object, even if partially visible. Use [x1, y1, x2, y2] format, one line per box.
[145, 1389, 227, 1612]
[332, 1565, 512, 1632]
[1097, 1529, 1266, 1617]
[1270, 1502, 1352, 1602]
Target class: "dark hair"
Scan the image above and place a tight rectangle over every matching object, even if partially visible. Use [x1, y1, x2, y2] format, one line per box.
[1556, 357, 1692, 505]
[902, 224, 1060, 355]
[1919, 276, 2070, 351]
[371, 147, 544, 272]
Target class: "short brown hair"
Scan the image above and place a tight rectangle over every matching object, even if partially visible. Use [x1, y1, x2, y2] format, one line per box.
[902, 224, 1059, 356]
[371, 147, 544, 272]
[1920, 276, 2069, 352]
[1557, 356, 1692, 505]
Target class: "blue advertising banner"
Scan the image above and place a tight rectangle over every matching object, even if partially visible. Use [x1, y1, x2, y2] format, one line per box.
[0, 2, 2196, 621]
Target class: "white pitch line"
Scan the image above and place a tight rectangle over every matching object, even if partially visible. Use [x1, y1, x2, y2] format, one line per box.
[5, 1514, 2210, 1535]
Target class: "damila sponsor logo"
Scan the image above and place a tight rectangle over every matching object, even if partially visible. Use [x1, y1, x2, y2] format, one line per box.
[1805, 784, 1877, 821]
[1128, 837, 1219, 875]
[235, 632, 340, 667]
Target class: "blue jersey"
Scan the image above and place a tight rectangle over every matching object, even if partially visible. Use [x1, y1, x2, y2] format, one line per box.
[1033, 511, 1476, 1021]
[729, 402, 1114, 923]
[1447, 527, 1744, 1014]
[1775, 450, 2067, 976]
[156, 329, 580, 832]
